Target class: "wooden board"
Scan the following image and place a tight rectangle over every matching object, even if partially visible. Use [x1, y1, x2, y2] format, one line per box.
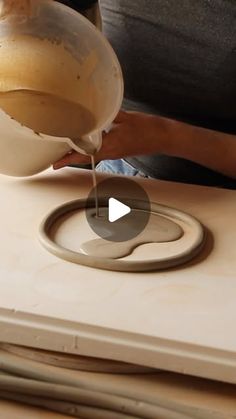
[0, 168, 236, 384]
[0, 343, 153, 373]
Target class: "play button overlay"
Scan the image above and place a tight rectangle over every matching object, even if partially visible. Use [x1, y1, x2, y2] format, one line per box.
[108, 198, 131, 222]
[86, 177, 151, 242]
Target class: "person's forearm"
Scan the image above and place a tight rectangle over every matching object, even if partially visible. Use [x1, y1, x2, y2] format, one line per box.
[159, 117, 236, 179]
[53, 111, 236, 176]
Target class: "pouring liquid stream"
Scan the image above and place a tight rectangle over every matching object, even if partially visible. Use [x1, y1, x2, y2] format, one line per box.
[90, 155, 99, 218]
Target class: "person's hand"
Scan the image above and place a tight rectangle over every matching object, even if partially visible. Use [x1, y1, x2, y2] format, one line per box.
[53, 107, 236, 179]
[53, 110, 164, 169]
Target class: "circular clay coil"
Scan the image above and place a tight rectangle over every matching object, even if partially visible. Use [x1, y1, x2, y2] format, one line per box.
[0, 343, 153, 374]
[39, 198, 206, 272]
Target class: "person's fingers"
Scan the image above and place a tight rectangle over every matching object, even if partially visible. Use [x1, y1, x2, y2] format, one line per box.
[53, 118, 126, 170]
[53, 151, 91, 170]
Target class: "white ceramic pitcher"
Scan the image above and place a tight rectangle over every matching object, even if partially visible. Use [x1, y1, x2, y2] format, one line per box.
[0, 0, 123, 176]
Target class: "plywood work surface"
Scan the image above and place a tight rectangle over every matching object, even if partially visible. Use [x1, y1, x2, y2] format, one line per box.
[0, 168, 235, 383]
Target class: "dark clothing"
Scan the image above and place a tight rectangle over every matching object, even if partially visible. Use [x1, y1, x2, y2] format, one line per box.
[58, 0, 97, 12]
[99, 0, 236, 188]
[60, 0, 236, 188]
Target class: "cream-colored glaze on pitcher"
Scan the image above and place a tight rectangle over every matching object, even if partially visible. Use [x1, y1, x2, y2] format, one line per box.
[0, 35, 101, 175]
[0, 36, 99, 104]
[0, 0, 123, 176]
[0, 90, 97, 138]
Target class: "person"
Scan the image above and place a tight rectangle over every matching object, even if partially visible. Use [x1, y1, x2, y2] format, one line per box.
[54, 0, 236, 189]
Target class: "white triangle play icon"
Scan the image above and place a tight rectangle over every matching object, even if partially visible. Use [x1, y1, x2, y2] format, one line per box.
[108, 197, 131, 223]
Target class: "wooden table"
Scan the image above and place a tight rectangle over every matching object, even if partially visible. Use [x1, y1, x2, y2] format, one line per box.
[0, 168, 235, 384]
